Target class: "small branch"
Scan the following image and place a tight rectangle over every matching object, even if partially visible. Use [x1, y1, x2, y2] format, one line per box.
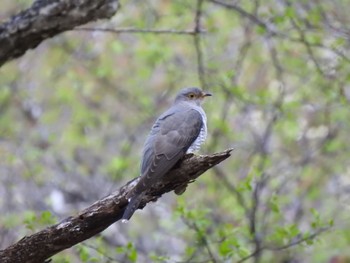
[193, 0, 207, 90]
[192, 222, 218, 263]
[266, 38, 284, 83]
[0, 149, 233, 263]
[286, 8, 326, 77]
[208, 0, 270, 31]
[181, 217, 218, 263]
[75, 27, 205, 35]
[209, 0, 350, 64]
[237, 227, 328, 263]
[212, 166, 249, 213]
[265, 227, 329, 251]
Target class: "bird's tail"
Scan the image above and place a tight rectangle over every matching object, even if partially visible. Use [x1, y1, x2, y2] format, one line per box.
[121, 192, 145, 223]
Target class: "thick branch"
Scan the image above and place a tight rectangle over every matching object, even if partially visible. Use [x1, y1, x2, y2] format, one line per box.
[0, 0, 120, 67]
[0, 149, 233, 263]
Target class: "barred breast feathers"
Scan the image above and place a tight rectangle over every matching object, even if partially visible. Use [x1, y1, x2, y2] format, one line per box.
[187, 107, 207, 153]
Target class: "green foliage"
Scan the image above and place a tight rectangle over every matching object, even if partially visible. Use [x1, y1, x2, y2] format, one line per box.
[24, 211, 57, 231]
[1, 0, 350, 262]
[149, 253, 170, 262]
[116, 242, 138, 263]
[106, 156, 130, 179]
[269, 194, 280, 213]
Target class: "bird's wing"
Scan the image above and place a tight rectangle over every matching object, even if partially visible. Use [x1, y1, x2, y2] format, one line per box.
[135, 107, 203, 194]
[156, 108, 203, 158]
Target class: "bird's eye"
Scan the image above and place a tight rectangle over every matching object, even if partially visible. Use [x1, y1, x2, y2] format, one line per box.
[188, 93, 195, 99]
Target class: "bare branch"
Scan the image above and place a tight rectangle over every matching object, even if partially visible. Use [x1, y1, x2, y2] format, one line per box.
[193, 0, 207, 90]
[0, 0, 120, 67]
[0, 149, 233, 263]
[286, 9, 326, 77]
[75, 27, 205, 35]
[208, 0, 271, 32]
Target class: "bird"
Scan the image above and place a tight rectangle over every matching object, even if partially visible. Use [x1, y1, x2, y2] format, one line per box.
[122, 87, 212, 222]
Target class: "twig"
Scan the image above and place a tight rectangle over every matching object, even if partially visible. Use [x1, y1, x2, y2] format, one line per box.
[75, 27, 205, 35]
[287, 14, 326, 76]
[193, 0, 207, 90]
[248, 43, 286, 261]
[237, 227, 328, 263]
[192, 221, 218, 263]
[212, 166, 249, 213]
[181, 217, 218, 263]
[208, 0, 272, 33]
[209, 0, 350, 65]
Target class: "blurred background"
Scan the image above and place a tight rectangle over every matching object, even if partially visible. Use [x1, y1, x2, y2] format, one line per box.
[1, 0, 350, 262]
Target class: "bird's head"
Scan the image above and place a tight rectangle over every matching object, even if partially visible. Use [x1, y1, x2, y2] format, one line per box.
[175, 87, 212, 106]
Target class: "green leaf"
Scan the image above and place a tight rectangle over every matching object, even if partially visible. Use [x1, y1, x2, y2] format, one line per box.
[285, 6, 296, 18]
[238, 247, 250, 258]
[127, 242, 138, 263]
[23, 211, 37, 231]
[256, 25, 267, 35]
[219, 239, 232, 256]
[115, 246, 125, 254]
[268, 194, 281, 214]
[77, 246, 90, 262]
[40, 210, 56, 224]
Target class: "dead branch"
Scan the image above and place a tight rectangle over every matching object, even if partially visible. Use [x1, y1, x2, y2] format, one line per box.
[0, 0, 120, 67]
[0, 149, 233, 263]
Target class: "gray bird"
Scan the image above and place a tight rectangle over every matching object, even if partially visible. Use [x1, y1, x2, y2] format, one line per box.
[122, 87, 211, 222]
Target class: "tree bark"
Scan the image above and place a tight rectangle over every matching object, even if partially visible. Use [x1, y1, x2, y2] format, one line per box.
[0, 0, 120, 67]
[0, 149, 233, 263]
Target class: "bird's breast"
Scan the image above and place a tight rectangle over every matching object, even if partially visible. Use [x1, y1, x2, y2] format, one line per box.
[187, 109, 207, 153]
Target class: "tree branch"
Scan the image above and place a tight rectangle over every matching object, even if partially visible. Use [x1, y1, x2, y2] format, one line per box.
[75, 27, 204, 35]
[0, 148, 233, 263]
[0, 0, 120, 67]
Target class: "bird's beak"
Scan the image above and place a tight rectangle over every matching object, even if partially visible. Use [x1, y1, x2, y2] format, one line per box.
[201, 92, 212, 98]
